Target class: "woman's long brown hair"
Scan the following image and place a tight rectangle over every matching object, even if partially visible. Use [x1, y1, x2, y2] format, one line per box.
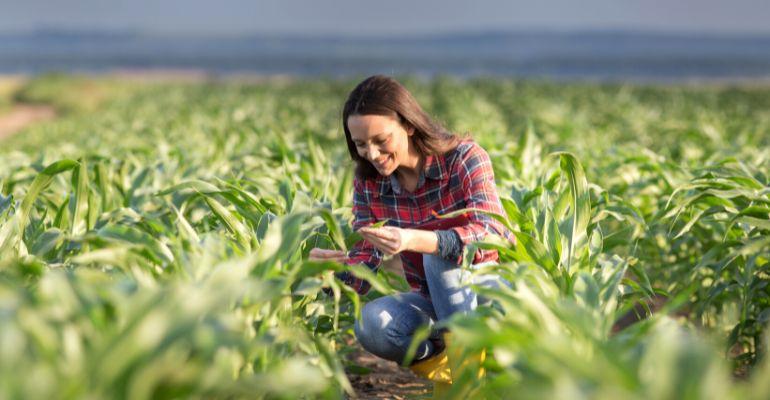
[342, 75, 461, 180]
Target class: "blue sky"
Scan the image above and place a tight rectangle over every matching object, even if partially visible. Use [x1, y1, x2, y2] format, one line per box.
[2, 0, 769, 36]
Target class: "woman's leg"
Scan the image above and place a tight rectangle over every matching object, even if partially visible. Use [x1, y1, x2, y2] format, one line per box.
[423, 254, 509, 321]
[354, 291, 441, 364]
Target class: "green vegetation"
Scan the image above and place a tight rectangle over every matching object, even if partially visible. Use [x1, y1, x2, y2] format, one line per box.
[0, 76, 24, 111]
[12, 73, 143, 114]
[0, 75, 768, 399]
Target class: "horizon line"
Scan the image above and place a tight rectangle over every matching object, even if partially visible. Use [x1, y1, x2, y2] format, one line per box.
[2, 26, 770, 40]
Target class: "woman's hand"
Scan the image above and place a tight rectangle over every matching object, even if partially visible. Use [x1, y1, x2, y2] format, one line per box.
[358, 226, 413, 256]
[308, 248, 349, 262]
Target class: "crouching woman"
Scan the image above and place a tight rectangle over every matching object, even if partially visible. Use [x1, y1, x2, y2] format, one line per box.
[309, 75, 514, 392]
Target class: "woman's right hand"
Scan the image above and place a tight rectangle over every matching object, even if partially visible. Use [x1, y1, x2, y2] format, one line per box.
[308, 248, 349, 262]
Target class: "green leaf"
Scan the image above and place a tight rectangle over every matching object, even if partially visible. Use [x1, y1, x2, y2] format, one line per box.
[30, 228, 65, 257]
[155, 180, 221, 196]
[554, 152, 591, 274]
[316, 207, 347, 252]
[95, 224, 175, 264]
[19, 159, 79, 233]
[203, 196, 251, 250]
[71, 157, 89, 236]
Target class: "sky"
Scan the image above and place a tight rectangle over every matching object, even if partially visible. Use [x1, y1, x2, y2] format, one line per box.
[2, 0, 770, 36]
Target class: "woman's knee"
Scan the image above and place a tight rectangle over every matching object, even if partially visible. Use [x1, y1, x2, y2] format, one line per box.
[423, 253, 511, 317]
[354, 298, 390, 348]
[354, 294, 435, 363]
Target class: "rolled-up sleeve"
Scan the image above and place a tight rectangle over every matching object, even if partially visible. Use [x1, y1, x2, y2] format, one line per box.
[450, 143, 512, 264]
[341, 177, 382, 294]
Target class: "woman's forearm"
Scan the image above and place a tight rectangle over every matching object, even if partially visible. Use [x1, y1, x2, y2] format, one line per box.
[403, 229, 439, 254]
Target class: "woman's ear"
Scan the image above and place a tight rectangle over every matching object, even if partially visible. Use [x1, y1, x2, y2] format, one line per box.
[406, 125, 415, 136]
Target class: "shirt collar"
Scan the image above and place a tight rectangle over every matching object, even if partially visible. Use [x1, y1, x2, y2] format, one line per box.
[424, 154, 445, 180]
[376, 154, 446, 197]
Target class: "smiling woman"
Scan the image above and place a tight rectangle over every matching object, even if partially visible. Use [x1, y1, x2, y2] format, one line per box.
[347, 114, 416, 186]
[308, 75, 515, 394]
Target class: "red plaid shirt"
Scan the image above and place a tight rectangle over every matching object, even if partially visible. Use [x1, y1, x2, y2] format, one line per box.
[343, 139, 514, 295]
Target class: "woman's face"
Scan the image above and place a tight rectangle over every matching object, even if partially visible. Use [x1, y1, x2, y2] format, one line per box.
[347, 114, 414, 176]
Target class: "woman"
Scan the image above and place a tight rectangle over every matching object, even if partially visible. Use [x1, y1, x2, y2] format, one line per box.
[309, 75, 513, 389]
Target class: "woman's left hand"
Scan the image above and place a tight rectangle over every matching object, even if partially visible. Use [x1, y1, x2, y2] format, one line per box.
[358, 226, 413, 256]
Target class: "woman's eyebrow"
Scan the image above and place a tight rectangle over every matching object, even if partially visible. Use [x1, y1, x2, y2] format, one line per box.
[353, 132, 389, 143]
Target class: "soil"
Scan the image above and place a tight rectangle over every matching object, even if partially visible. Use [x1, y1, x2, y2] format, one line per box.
[0, 104, 57, 140]
[346, 341, 432, 399]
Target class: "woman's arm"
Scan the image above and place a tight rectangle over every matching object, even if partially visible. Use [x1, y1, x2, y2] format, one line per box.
[339, 143, 511, 267]
[358, 227, 439, 255]
[308, 248, 348, 262]
[358, 143, 509, 262]
[405, 229, 439, 253]
[448, 142, 512, 264]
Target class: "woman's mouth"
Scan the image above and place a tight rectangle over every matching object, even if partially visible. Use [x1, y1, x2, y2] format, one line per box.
[373, 155, 392, 169]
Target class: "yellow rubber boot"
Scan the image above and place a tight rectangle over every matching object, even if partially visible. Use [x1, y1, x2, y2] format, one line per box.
[409, 333, 486, 398]
[444, 333, 486, 396]
[409, 349, 452, 383]
[408, 348, 453, 397]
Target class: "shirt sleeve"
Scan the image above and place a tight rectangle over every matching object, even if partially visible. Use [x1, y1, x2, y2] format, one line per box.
[341, 177, 383, 295]
[436, 229, 463, 261]
[450, 142, 512, 265]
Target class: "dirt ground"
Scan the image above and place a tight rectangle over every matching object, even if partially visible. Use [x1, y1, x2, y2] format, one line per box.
[347, 341, 432, 399]
[0, 104, 56, 140]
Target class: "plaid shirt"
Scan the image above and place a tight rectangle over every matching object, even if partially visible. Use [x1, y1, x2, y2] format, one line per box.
[343, 139, 514, 295]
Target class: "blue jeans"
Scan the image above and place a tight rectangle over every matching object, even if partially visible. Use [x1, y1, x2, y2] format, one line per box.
[353, 254, 508, 365]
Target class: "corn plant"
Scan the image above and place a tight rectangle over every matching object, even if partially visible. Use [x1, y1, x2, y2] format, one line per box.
[1, 75, 769, 399]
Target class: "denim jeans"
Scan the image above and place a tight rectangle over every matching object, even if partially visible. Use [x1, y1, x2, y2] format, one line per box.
[353, 254, 508, 365]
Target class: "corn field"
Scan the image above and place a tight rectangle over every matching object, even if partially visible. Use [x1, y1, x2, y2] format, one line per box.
[1, 75, 769, 399]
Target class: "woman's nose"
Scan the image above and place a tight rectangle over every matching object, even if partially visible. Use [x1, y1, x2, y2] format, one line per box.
[366, 144, 380, 160]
